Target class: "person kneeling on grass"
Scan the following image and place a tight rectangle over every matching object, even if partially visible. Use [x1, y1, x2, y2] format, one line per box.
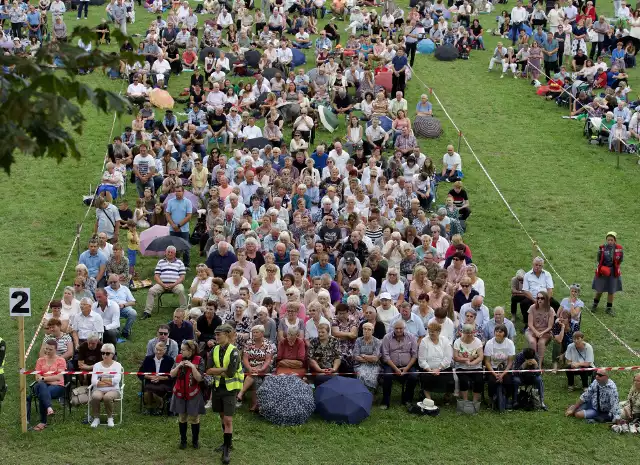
[565, 368, 621, 424]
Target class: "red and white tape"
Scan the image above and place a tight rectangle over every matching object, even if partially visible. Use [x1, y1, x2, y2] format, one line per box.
[20, 366, 640, 377]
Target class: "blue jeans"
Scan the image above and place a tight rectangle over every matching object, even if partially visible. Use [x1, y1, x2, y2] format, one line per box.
[77, 1, 89, 18]
[27, 381, 65, 425]
[513, 374, 545, 402]
[120, 306, 137, 335]
[578, 400, 613, 422]
[135, 177, 154, 197]
[170, 230, 190, 267]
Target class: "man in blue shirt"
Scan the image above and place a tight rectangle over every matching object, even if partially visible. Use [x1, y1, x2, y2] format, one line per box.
[79, 238, 108, 287]
[542, 32, 559, 77]
[309, 253, 336, 280]
[391, 47, 408, 96]
[166, 185, 193, 268]
[105, 276, 137, 340]
[26, 5, 41, 41]
[606, 65, 628, 89]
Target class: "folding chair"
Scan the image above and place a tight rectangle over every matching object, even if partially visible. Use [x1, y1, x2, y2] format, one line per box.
[29, 380, 73, 422]
[87, 376, 125, 426]
[139, 378, 172, 415]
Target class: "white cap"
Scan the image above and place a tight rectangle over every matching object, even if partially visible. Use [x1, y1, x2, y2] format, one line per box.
[379, 292, 392, 300]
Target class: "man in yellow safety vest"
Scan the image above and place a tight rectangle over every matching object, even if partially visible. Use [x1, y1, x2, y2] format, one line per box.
[205, 324, 243, 464]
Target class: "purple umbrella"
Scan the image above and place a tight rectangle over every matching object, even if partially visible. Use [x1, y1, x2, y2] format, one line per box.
[140, 225, 170, 256]
[162, 191, 202, 213]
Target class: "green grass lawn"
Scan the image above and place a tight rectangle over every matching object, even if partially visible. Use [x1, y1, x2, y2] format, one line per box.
[1, 2, 640, 463]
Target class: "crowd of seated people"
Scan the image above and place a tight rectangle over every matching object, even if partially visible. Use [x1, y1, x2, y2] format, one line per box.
[20, 0, 633, 442]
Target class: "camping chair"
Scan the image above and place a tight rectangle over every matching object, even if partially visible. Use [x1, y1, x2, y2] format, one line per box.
[87, 375, 125, 426]
[156, 290, 181, 314]
[138, 378, 172, 415]
[29, 380, 73, 422]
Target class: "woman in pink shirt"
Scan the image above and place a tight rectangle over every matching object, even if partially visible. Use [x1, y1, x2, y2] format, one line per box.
[28, 340, 67, 431]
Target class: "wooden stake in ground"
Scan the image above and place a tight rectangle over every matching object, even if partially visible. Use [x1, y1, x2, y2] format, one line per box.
[10, 288, 32, 433]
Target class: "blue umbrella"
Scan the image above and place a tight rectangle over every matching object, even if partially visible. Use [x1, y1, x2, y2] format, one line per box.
[417, 39, 435, 54]
[315, 377, 373, 425]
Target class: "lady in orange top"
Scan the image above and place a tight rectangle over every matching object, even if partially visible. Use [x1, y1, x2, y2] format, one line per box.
[27, 340, 67, 431]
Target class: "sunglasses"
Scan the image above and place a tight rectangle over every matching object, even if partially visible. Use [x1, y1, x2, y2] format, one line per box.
[595, 373, 606, 377]
[460, 284, 470, 288]
[536, 297, 545, 301]
[158, 332, 169, 336]
[101, 352, 113, 355]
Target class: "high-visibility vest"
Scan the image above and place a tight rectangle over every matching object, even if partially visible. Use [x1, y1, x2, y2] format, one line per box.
[0, 337, 4, 375]
[212, 344, 244, 391]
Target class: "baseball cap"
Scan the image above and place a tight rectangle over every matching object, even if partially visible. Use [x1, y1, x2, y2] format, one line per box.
[379, 292, 392, 300]
[344, 251, 356, 264]
[215, 324, 234, 333]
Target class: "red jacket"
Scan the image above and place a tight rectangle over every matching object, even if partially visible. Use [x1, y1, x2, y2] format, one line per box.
[172, 354, 202, 400]
[597, 244, 623, 277]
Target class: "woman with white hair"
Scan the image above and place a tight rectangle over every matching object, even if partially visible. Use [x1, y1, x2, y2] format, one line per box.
[276, 326, 306, 376]
[254, 306, 277, 344]
[510, 269, 526, 321]
[353, 322, 382, 390]
[466, 264, 485, 297]
[317, 289, 335, 320]
[236, 325, 275, 411]
[380, 267, 406, 305]
[89, 343, 123, 428]
[61, 286, 80, 319]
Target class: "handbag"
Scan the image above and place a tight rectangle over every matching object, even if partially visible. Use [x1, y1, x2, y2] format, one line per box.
[598, 265, 611, 277]
[456, 399, 480, 415]
[70, 386, 91, 406]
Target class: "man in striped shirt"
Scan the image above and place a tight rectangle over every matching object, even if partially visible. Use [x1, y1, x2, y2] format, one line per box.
[142, 246, 187, 319]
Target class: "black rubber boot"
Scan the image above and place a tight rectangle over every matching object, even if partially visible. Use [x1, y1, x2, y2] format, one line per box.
[222, 433, 232, 464]
[191, 423, 200, 449]
[179, 422, 188, 449]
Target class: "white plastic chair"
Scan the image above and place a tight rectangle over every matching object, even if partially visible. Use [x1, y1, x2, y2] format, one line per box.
[87, 374, 125, 426]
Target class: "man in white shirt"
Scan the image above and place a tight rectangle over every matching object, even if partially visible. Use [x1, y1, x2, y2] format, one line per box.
[564, 3, 578, 23]
[618, 2, 632, 20]
[217, 8, 233, 28]
[521, 257, 560, 327]
[276, 43, 293, 74]
[252, 75, 271, 98]
[440, 144, 462, 182]
[71, 298, 104, 347]
[241, 117, 263, 141]
[151, 52, 172, 88]
[205, 82, 226, 111]
[350, 269, 376, 305]
[293, 27, 311, 48]
[510, 1, 528, 44]
[126, 75, 148, 104]
[92, 288, 120, 345]
[328, 142, 350, 176]
[227, 193, 246, 221]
